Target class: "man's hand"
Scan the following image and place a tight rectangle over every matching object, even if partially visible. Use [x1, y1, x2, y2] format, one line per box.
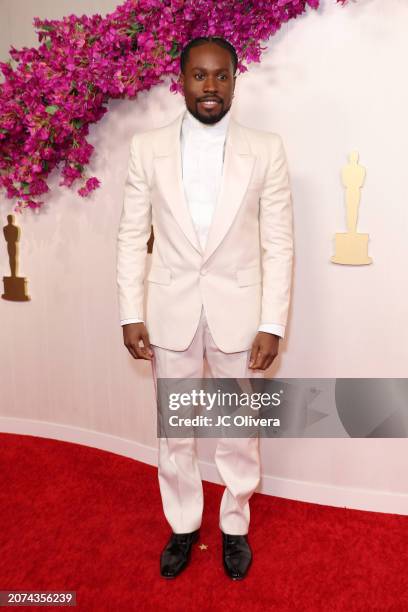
[249, 332, 280, 370]
[122, 322, 153, 360]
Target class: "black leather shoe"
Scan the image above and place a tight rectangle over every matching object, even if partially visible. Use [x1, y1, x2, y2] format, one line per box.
[222, 531, 252, 580]
[160, 529, 200, 578]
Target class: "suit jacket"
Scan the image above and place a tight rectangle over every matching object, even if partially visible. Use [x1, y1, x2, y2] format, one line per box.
[116, 108, 294, 352]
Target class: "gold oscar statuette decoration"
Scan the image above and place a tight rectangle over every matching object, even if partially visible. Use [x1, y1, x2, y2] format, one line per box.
[2, 214, 31, 301]
[331, 151, 372, 265]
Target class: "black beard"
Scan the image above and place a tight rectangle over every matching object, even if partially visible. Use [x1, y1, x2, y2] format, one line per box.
[188, 102, 230, 125]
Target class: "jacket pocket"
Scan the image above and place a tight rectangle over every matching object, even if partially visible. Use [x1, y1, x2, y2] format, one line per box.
[236, 266, 262, 287]
[146, 265, 172, 285]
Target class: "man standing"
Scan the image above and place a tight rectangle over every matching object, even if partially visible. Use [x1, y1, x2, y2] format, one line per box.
[116, 36, 293, 580]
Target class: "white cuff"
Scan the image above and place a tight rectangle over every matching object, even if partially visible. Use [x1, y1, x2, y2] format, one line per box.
[120, 318, 145, 326]
[257, 323, 285, 339]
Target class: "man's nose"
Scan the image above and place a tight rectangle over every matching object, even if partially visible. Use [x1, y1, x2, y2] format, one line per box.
[203, 75, 218, 91]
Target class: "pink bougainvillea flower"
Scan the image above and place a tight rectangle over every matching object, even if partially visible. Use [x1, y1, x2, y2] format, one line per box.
[78, 176, 101, 197]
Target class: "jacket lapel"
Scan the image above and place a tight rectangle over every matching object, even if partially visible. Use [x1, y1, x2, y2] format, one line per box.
[201, 118, 255, 265]
[153, 110, 202, 254]
[153, 109, 256, 263]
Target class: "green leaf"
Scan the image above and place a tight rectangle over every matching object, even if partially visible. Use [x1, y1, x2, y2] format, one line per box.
[128, 21, 143, 33]
[45, 105, 59, 115]
[169, 40, 179, 59]
[71, 119, 83, 129]
[45, 39, 52, 50]
[40, 25, 55, 32]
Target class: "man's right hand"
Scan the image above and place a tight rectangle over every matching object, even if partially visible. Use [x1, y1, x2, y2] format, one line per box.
[122, 322, 154, 360]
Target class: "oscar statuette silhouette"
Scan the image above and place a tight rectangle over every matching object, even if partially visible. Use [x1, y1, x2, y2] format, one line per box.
[331, 151, 373, 265]
[2, 214, 31, 301]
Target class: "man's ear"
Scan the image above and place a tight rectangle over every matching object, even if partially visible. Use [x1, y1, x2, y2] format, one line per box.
[178, 72, 184, 93]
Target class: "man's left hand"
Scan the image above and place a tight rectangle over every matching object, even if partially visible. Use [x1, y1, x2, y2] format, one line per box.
[249, 332, 280, 371]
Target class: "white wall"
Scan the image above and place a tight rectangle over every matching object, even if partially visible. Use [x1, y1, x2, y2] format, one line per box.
[0, 0, 118, 60]
[1, 0, 407, 514]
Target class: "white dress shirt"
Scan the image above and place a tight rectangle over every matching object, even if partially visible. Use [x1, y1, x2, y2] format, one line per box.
[121, 109, 285, 339]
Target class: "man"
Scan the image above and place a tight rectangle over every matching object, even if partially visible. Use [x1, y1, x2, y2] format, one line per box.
[116, 36, 293, 580]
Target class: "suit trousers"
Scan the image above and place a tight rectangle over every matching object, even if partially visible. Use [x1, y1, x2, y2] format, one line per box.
[151, 305, 264, 535]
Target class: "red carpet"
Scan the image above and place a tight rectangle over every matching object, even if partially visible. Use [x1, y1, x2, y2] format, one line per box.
[0, 433, 407, 611]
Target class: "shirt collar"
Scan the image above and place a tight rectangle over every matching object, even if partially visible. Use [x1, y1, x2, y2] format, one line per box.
[182, 107, 231, 137]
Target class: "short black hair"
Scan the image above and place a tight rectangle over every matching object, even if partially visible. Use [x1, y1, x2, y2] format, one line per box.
[180, 36, 238, 76]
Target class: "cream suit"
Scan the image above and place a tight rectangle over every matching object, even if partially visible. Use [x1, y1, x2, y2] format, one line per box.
[116, 108, 294, 535]
[116, 109, 293, 353]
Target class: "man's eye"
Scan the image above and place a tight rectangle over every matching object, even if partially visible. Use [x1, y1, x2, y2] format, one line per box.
[194, 74, 227, 80]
